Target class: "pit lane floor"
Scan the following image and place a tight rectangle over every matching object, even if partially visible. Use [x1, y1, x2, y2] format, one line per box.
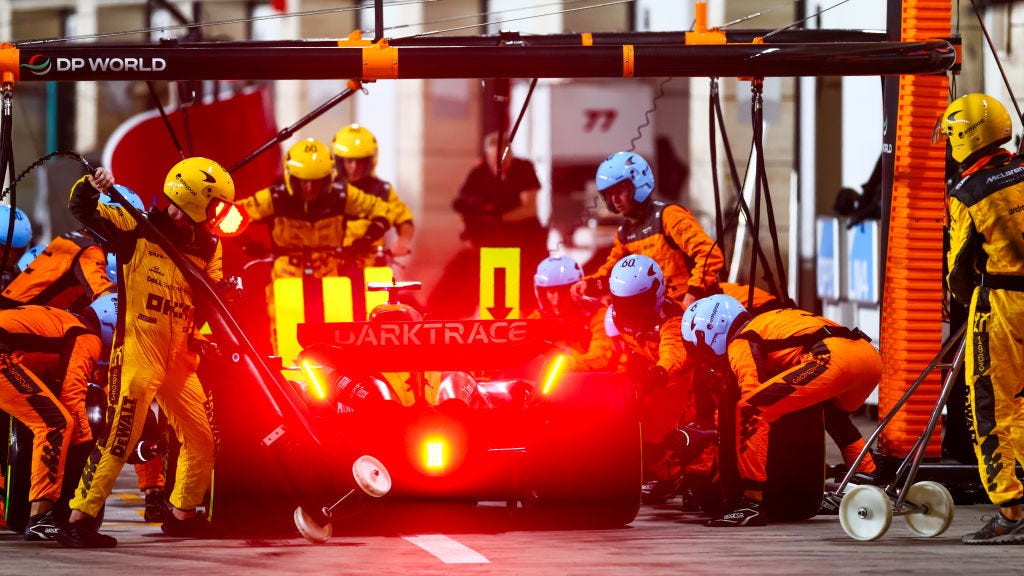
[2, 471, 1023, 576]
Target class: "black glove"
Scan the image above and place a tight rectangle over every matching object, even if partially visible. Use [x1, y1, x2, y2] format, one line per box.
[363, 218, 389, 243]
[662, 422, 718, 465]
[642, 365, 669, 393]
[215, 276, 243, 302]
[349, 236, 376, 255]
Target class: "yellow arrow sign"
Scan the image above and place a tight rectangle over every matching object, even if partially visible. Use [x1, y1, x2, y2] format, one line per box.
[479, 247, 520, 320]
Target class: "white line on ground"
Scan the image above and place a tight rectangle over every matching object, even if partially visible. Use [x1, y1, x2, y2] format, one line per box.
[402, 534, 490, 564]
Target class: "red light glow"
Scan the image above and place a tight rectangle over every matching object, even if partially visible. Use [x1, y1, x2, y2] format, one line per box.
[541, 354, 567, 395]
[422, 436, 447, 471]
[300, 359, 328, 401]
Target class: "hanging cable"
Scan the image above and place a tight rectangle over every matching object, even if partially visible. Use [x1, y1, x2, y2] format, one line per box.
[629, 77, 673, 153]
[968, 0, 1023, 153]
[709, 78, 725, 259]
[710, 80, 780, 298]
[0, 83, 16, 280]
[750, 79, 790, 304]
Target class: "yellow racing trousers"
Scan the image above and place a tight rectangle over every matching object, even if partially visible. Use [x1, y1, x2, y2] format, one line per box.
[71, 335, 214, 517]
[966, 287, 1024, 507]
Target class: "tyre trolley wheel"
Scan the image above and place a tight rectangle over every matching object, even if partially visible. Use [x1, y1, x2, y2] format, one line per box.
[902, 480, 954, 537]
[294, 455, 391, 544]
[839, 485, 892, 542]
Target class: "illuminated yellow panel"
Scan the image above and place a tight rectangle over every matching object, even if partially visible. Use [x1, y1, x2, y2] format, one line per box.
[273, 277, 305, 369]
[322, 276, 355, 323]
[479, 247, 520, 319]
[363, 265, 394, 319]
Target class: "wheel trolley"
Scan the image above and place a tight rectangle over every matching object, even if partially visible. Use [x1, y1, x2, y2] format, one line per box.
[832, 324, 966, 541]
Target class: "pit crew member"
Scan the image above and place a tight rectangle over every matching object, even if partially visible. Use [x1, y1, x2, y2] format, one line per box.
[0, 186, 170, 523]
[571, 151, 723, 309]
[532, 254, 623, 372]
[0, 206, 33, 290]
[0, 295, 114, 540]
[59, 159, 237, 547]
[681, 294, 880, 527]
[332, 124, 415, 262]
[939, 93, 1024, 544]
[606, 254, 713, 504]
[239, 137, 393, 278]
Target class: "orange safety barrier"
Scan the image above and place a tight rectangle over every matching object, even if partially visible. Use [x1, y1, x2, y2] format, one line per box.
[878, 0, 951, 458]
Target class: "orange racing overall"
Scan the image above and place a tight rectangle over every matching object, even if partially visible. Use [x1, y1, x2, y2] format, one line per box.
[585, 201, 723, 306]
[0, 306, 100, 502]
[0, 229, 112, 312]
[727, 309, 881, 490]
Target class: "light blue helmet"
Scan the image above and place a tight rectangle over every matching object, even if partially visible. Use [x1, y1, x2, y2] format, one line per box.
[680, 294, 752, 358]
[99, 184, 146, 212]
[105, 253, 117, 283]
[86, 292, 118, 362]
[595, 152, 654, 214]
[0, 206, 32, 249]
[17, 244, 46, 272]
[608, 254, 664, 324]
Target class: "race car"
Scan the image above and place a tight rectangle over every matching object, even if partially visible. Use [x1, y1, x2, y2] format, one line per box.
[208, 282, 643, 538]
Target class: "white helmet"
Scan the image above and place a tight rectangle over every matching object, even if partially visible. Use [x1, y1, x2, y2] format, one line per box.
[608, 254, 664, 326]
[534, 255, 583, 288]
[680, 294, 751, 358]
[534, 255, 584, 317]
[603, 305, 620, 338]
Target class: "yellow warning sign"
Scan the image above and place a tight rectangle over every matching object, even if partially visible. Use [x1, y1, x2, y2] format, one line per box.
[479, 247, 520, 320]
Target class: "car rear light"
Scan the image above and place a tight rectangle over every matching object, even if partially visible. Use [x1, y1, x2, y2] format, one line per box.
[540, 353, 567, 395]
[300, 359, 329, 401]
[421, 435, 448, 472]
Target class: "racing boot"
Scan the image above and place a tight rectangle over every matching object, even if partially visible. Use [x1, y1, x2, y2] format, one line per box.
[817, 492, 843, 516]
[962, 512, 1024, 544]
[706, 496, 767, 527]
[24, 510, 60, 541]
[162, 510, 221, 538]
[54, 516, 117, 548]
[641, 478, 680, 505]
[145, 490, 172, 523]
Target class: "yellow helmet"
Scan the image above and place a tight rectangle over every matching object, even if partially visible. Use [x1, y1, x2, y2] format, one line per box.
[162, 157, 235, 223]
[284, 138, 335, 196]
[332, 124, 378, 159]
[936, 93, 1013, 163]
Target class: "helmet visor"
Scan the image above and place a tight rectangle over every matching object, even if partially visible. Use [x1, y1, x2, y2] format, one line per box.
[205, 199, 250, 237]
[288, 174, 332, 200]
[610, 291, 659, 329]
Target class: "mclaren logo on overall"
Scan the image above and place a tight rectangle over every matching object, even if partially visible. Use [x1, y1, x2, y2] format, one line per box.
[335, 320, 529, 346]
[53, 57, 167, 73]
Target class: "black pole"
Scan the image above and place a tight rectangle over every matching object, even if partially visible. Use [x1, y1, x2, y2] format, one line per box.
[374, 0, 384, 43]
[12, 41, 956, 82]
[146, 81, 187, 160]
[229, 87, 358, 173]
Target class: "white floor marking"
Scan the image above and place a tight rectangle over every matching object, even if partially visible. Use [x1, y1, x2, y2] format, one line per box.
[403, 534, 490, 564]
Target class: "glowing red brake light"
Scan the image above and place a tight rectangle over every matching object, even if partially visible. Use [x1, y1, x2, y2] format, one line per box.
[420, 435, 449, 472]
